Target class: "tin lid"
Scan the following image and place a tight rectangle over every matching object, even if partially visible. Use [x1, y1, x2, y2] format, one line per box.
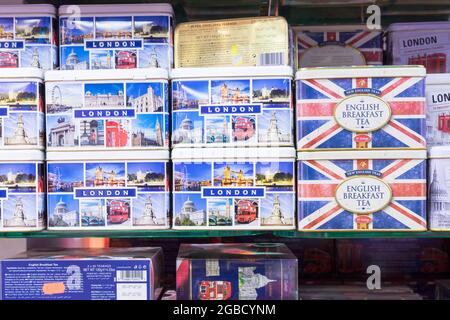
[0, 68, 44, 80]
[171, 66, 293, 79]
[47, 150, 169, 161]
[59, 4, 174, 16]
[0, 150, 44, 161]
[293, 24, 380, 32]
[428, 146, 450, 159]
[172, 147, 296, 160]
[297, 150, 426, 160]
[295, 65, 426, 80]
[45, 68, 168, 82]
[0, 4, 56, 15]
[426, 73, 450, 85]
[388, 21, 450, 32]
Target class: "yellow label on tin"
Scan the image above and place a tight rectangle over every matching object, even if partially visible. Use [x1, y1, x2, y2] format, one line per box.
[175, 17, 289, 68]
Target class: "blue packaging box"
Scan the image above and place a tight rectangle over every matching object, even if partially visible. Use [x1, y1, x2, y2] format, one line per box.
[0, 247, 163, 300]
[176, 243, 298, 300]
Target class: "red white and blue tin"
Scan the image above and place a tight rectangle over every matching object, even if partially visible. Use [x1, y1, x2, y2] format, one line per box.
[296, 66, 426, 151]
[298, 150, 427, 231]
[294, 25, 383, 68]
[0, 4, 58, 70]
[388, 22, 450, 74]
[425, 74, 450, 147]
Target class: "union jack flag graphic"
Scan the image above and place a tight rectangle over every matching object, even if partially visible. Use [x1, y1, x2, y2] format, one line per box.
[298, 157, 427, 231]
[296, 75, 426, 150]
[297, 29, 383, 66]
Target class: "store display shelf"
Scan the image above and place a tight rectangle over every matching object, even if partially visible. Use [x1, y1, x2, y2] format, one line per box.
[0, 230, 268, 239]
[274, 231, 450, 239]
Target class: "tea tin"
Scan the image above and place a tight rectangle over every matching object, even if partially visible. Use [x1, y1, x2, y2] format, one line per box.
[428, 146, 450, 230]
[46, 150, 170, 230]
[388, 21, 450, 73]
[0, 4, 57, 70]
[296, 66, 426, 151]
[0, 68, 45, 150]
[425, 74, 450, 147]
[172, 147, 296, 230]
[45, 68, 169, 151]
[171, 66, 293, 148]
[59, 3, 173, 70]
[0, 150, 45, 232]
[298, 150, 427, 231]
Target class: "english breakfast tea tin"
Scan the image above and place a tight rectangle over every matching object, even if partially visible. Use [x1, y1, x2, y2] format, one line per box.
[0, 150, 45, 232]
[425, 74, 450, 147]
[0, 68, 45, 150]
[294, 25, 383, 68]
[59, 3, 173, 70]
[298, 150, 427, 231]
[45, 68, 169, 151]
[174, 17, 290, 68]
[171, 66, 293, 147]
[46, 150, 170, 230]
[296, 66, 426, 151]
[172, 147, 296, 230]
[388, 21, 450, 73]
[0, 4, 57, 70]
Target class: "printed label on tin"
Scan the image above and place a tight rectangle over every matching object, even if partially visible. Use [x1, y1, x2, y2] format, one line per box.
[335, 176, 392, 214]
[429, 159, 450, 230]
[46, 80, 169, 150]
[0, 162, 45, 231]
[60, 15, 172, 70]
[47, 161, 169, 229]
[175, 18, 289, 67]
[299, 45, 366, 67]
[173, 160, 295, 229]
[0, 16, 57, 69]
[1, 259, 152, 300]
[334, 94, 391, 132]
[172, 77, 293, 147]
[426, 85, 450, 146]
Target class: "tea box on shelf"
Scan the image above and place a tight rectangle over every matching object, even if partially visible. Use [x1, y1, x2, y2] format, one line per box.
[0, 68, 45, 150]
[0, 4, 57, 70]
[425, 74, 450, 147]
[175, 17, 290, 68]
[0, 150, 45, 232]
[171, 66, 294, 148]
[387, 21, 450, 73]
[45, 68, 169, 151]
[296, 66, 426, 151]
[46, 150, 170, 230]
[0, 247, 163, 300]
[293, 25, 383, 68]
[176, 243, 298, 300]
[297, 149, 427, 231]
[172, 147, 296, 230]
[59, 3, 173, 70]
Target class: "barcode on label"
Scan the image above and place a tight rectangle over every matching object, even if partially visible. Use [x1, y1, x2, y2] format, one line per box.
[257, 52, 285, 66]
[116, 270, 147, 282]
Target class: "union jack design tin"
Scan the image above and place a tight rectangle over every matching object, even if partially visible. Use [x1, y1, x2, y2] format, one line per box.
[296, 66, 426, 151]
[294, 25, 383, 68]
[297, 150, 427, 231]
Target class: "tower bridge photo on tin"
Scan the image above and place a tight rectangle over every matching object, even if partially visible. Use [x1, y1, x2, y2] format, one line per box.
[211, 79, 250, 104]
[85, 162, 126, 187]
[214, 163, 254, 187]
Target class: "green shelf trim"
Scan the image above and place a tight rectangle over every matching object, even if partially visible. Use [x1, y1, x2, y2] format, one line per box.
[273, 231, 450, 239]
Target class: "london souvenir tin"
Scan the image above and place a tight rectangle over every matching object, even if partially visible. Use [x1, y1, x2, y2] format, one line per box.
[0, 4, 57, 70]
[174, 17, 290, 68]
[59, 3, 173, 70]
[172, 147, 296, 230]
[0, 68, 45, 150]
[425, 74, 450, 147]
[428, 146, 450, 231]
[388, 22, 450, 73]
[294, 25, 383, 68]
[0, 150, 45, 232]
[298, 150, 427, 231]
[45, 69, 169, 151]
[176, 243, 298, 300]
[0, 247, 163, 300]
[296, 66, 426, 151]
[46, 150, 170, 230]
[171, 66, 293, 147]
